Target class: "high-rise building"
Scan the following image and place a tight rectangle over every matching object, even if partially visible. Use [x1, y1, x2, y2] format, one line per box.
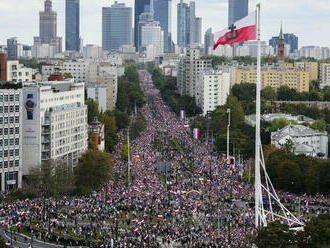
[177, 48, 212, 97]
[22, 81, 88, 174]
[204, 28, 214, 55]
[269, 33, 298, 54]
[102, 1, 133, 51]
[7, 38, 18, 60]
[39, 0, 57, 44]
[134, 0, 150, 50]
[197, 69, 231, 116]
[33, 0, 62, 56]
[177, 1, 201, 48]
[154, 0, 172, 53]
[65, 0, 80, 51]
[278, 25, 285, 62]
[194, 17, 202, 47]
[228, 0, 248, 25]
[140, 20, 164, 58]
[320, 63, 330, 89]
[0, 89, 23, 192]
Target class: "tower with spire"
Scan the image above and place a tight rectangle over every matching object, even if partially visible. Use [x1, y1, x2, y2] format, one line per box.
[277, 24, 285, 62]
[33, 0, 62, 55]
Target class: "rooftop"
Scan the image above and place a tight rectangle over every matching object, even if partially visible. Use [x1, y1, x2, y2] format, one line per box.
[272, 124, 327, 141]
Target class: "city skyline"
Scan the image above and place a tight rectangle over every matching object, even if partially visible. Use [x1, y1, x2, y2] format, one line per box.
[1, 0, 330, 48]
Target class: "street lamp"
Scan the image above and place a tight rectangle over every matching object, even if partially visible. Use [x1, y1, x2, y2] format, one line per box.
[227, 108, 231, 164]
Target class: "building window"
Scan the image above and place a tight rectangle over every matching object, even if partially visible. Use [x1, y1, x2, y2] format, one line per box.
[9, 150, 14, 157]
[15, 149, 19, 156]
[15, 138, 19, 145]
[15, 106, 19, 112]
[15, 160, 19, 167]
[15, 95, 19, 101]
[4, 151, 8, 157]
[15, 127, 19, 133]
[15, 117, 19, 123]
[9, 139, 14, 146]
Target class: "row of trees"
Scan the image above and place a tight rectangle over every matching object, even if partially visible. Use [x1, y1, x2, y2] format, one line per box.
[86, 64, 146, 153]
[152, 67, 202, 116]
[255, 214, 330, 248]
[13, 150, 114, 199]
[263, 145, 330, 194]
[233, 83, 330, 108]
[192, 94, 255, 159]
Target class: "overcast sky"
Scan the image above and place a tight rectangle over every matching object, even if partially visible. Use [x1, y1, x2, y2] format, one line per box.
[1, 0, 329, 48]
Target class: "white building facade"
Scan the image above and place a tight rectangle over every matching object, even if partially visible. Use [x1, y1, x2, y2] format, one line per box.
[177, 48, 212, 98]
[22, 81, 88, 175]
[271, 125, 328, 159]
[0, 89, 23, 192]
[320, 63, 330, 89]
[197, 70, 231, 116]
[6, 61, 33, 83]
[140, 22, 164, 59]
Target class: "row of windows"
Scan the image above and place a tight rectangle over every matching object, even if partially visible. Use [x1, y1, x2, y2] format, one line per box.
[0, 138, 19, 146]
[0, 116, 20, 124]
[0, 95, 20, 102]
[0, 128, 20, 135]
[0, 105, 20, 113]
[0, 149, 20, 157]
[0, 160, 20, 168]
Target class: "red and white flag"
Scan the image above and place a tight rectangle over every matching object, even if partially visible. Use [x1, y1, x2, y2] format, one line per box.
[213, 11, 256, 50]
[193, 128, 200, 140]
[180, 110, 186, 121]
[306, 201, 309, 207]
[157, 215, 163, 219]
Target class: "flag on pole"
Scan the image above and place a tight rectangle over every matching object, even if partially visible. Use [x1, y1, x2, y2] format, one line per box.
[180, 110, 186, 121]
[193, 128, 200, 140]
[213, 11, 256, 50]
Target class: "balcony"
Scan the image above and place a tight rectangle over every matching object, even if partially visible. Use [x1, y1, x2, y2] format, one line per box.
[41, 127, 51, 134]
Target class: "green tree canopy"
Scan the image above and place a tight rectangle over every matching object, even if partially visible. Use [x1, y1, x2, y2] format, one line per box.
[86, 98, 100, 124]
[74, 150, 113, 194]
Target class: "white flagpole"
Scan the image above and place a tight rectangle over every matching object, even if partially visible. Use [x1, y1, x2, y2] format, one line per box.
[255, 3, 262, 229]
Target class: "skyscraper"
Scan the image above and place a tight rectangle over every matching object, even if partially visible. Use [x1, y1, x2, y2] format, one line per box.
[39, 0, 57, 44]
[134, 0, 150, 50]
[102, 2, 133, 51]
[228, 0, 248, 25]
[154, 0, 172, 53]
[34, 0, 62, 54]
[65, 0, 80, 51]
[177, 1, 201, 48]
[7, 38, 18, 60]
[194, 17, 202, 46]
[204, 28, 214, 55]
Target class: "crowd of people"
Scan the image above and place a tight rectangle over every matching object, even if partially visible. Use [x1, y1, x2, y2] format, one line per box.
[0, 70, 329, 247]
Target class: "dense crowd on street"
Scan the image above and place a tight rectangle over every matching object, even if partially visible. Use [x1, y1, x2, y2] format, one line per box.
[0, 70, 329, 247]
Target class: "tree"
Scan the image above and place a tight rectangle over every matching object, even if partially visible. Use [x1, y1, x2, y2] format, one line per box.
[86, 98, 100, 124]
[254, 221, 295, 248]
[261, 86, 277, 101]
[25, 161, 74, 197]
[130, 112, 147, 140]
[310, 119, 326, 132]
[277, 86, 298, 101]
[232, 83, 256, 102]
[121, 142, 132, 161]
[113, 110, 130, 130]
[101, 114, 118, 153]
[280, 139, 295, 153]
[74, 150, 113, 193]
[63, 72, 73, 79]
[225, 94, 245, 129]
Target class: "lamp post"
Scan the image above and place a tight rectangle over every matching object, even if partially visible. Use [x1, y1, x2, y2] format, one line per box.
[227, 108, 231, 163]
